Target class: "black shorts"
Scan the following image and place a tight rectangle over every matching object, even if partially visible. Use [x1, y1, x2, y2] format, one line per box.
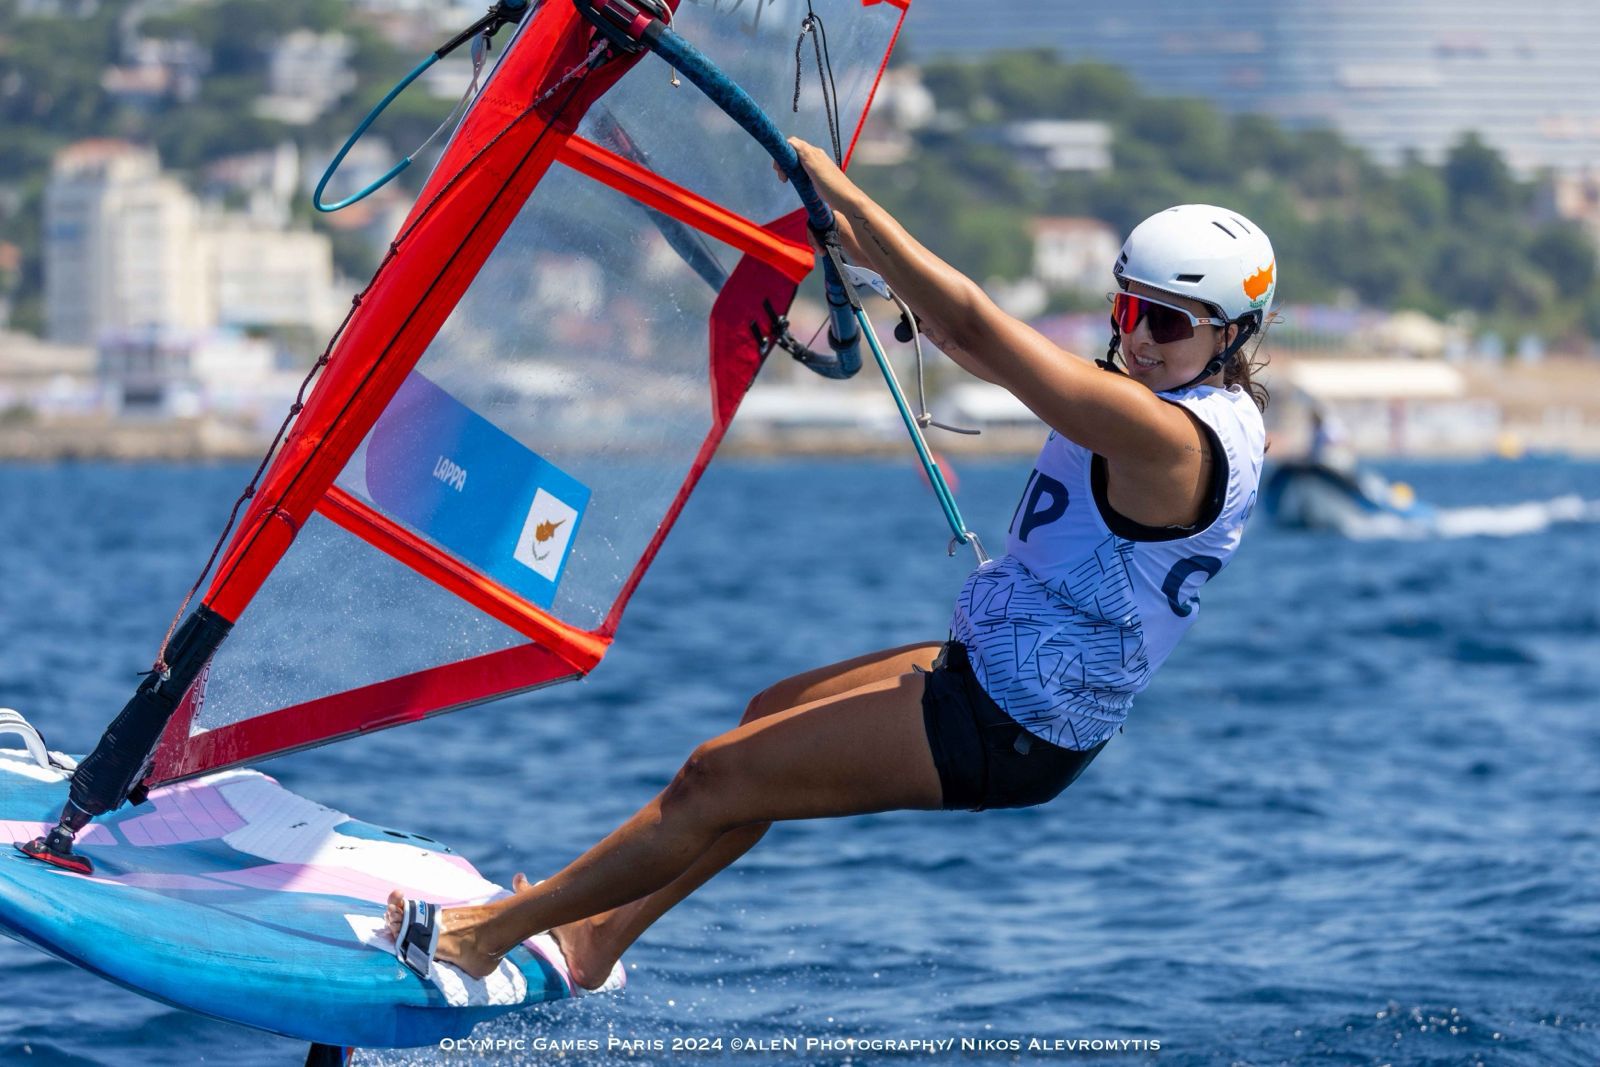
[921, 641, 1106, 811]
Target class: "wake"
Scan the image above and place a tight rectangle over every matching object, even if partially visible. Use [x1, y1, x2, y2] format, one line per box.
[1338, 494, 1600, 541]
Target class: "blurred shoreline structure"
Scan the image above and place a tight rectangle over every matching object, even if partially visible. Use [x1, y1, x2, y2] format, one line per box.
[6, 132, 1595, 462]
[4, 5, 1600, 462]
[43, 141, 344, 347]
[904, 0, 1600, 177]
[4, 316, 1598, 459]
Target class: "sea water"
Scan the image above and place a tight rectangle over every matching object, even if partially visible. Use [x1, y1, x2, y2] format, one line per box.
[0, 457, 1596, 1066]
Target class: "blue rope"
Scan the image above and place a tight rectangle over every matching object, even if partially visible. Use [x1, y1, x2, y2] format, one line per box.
[313, 54, 437, 213]
[314, 0, 531, 213]
[855, 307, 984, 555]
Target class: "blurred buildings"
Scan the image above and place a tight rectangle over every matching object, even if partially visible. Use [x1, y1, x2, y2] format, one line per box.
[907, 0, 1600, 174]
[991, 120, 1113, 175]
[851, 67, 938, 165]
[101, 35, 208, 106]
[1537, 171, 1600, 246]
[45, 142, 338, 349]
[45, 142, 210, 346]
[37, 141, 335, 421]
[256, 31, 358, 125]
[4, 1, 1597, 458]
[1030, 217, 1119, 293]
[0, 331, 95, 417]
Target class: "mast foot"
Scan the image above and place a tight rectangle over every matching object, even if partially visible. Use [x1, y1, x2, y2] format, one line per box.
[16, 826, 94, 876]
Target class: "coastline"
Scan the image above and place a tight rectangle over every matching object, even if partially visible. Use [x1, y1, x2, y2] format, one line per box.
[0, 415, 268, 462]
[2, 357, 1597, 461]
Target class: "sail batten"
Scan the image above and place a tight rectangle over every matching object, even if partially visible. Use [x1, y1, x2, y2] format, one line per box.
[316, 486, 609, 666]
[150, 644, 582, 784]
[557, 136, 814, 281]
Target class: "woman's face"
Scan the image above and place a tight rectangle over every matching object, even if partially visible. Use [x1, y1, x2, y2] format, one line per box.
[1118, 280, 1237, 392]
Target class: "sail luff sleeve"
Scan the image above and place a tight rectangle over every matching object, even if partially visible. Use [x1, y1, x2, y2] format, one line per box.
[52, 607, 233, 828]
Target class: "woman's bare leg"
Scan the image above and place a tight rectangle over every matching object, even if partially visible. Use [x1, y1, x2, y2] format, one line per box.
[544, 642, 942, 986]
[387, 655, 944, 980]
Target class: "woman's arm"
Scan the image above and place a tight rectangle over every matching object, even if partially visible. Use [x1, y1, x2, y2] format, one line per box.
[790, 140, 1202, 470]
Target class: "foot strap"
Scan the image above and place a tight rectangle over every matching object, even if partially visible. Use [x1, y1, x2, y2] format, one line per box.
[395, 899, 441, 980]
[0, 708, 76, 773]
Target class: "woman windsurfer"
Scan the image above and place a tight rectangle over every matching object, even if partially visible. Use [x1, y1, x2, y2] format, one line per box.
[387, 139, 1276, 985]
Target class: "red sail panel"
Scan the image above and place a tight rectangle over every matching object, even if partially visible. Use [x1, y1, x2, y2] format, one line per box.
[147, 0, 909, 785]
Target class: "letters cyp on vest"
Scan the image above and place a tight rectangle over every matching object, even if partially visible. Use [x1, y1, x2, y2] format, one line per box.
[1011, 470, 1071, 543]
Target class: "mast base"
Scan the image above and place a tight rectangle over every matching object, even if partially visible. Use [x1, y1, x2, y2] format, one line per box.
[17, 826, 94, 875]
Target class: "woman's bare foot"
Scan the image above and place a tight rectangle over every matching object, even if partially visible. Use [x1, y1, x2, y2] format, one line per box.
[384, 890, 508, 980]
[511, 872, 616, 991]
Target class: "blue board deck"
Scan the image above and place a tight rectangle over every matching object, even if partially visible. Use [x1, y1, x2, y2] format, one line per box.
[0, 749, 621, 1048]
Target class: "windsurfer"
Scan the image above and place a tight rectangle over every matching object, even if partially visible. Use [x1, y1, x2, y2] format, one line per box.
[387, 140, 1277, 986]
[1309, 404, 1355, 472]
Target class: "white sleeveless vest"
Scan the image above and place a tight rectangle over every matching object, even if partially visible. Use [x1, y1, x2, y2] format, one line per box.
[950, 383, 1266, 749]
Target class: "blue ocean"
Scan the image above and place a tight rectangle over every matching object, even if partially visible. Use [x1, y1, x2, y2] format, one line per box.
[0, 456, 1596, 1066]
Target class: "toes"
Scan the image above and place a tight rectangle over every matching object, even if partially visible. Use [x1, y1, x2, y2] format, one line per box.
[512, 872, 530, 893]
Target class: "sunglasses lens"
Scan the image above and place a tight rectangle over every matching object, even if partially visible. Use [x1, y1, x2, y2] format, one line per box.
[1112, 293, 1142, 334]
[1146, 303, 1195, 344]
[1113, 293, 1195, 344]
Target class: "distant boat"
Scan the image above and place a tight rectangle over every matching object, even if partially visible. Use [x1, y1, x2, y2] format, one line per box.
[1262, 460, 1434, 532]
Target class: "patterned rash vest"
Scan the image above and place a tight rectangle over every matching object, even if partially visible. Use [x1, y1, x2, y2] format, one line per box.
[950, 383, 1266, 750]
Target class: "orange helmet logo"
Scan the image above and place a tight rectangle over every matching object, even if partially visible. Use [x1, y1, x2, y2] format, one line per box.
[1243, 261, 1275, 304]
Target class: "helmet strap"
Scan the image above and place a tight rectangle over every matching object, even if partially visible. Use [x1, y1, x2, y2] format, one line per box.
[1096, 314, 1126, 375]
[1172, 317, 1257, 392]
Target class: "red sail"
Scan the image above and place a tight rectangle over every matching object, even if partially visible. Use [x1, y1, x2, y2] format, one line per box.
[147, 0, 908, 785]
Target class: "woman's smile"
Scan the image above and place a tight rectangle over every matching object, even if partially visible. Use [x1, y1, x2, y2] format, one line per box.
[1126, 350, 1164, 373]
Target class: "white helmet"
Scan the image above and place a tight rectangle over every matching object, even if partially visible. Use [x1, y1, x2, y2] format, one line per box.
[1113, 204, 1277, 325]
